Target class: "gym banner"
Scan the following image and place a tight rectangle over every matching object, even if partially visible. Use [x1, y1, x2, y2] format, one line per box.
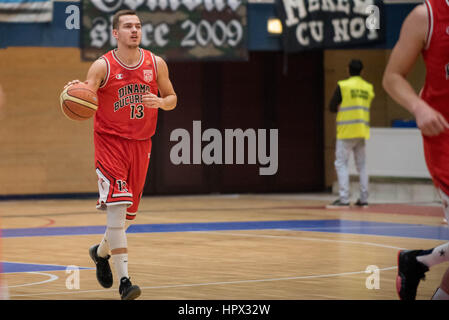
[82, 0, 248, 61]
[276, 0, 385, 52]
[0, 0, 53, 22]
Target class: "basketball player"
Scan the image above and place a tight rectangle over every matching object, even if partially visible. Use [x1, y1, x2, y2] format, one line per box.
[383, 1, 449, 300]
[64, 10, 177, 300]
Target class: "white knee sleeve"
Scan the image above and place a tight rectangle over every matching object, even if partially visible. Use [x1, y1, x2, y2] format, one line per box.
[106, 205, 127, 250]
[106, 204, 127, 228]
[106, 227, 127, 250]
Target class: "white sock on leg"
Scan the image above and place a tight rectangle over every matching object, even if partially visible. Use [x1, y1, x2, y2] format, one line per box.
[111, 253, 129, 280]
[416, 243, 449, 268]
[105, 205, 130, 281]
[97, 232, 110, 258]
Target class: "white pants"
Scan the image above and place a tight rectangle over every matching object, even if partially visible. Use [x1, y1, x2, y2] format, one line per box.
[334, 138, 369, 203]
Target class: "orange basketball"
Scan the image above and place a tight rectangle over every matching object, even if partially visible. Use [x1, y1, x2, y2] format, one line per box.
[60, 82, 98, 121]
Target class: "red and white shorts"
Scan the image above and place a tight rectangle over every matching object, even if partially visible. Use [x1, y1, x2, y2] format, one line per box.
[94, 131, 152, 220]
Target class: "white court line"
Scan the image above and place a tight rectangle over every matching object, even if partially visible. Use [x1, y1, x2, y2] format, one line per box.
[8, 231, 400, 298]
[7, 272, 59, 288]
[9, 266, 397, 298]
[194, 230, 406, 250]
[3, 262, 91, 289]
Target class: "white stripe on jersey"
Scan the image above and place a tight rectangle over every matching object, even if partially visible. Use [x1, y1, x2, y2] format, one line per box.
[151, 53, 158, 81]
[425, 0, 434, 50]
[112, 48, 144, 70]
[99, 56, 110, 89]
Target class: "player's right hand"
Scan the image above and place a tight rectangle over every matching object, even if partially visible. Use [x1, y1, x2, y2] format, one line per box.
[414, 100, 449, 136]
[64, 80, 81, 89]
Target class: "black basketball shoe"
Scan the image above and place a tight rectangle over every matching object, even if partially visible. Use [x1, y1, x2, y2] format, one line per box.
[396, 250, 430, 300]
[119, 277, 141, 300]
[89, 244, 113, 288]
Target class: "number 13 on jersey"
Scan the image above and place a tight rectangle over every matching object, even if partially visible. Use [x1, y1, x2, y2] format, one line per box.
[130, 104, 144, 119]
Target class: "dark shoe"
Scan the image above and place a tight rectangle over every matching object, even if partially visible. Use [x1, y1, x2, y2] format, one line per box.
[396, 250, 430, 300]
[326, 199, 350, 209]
[119, 277, 141, 300]
[354, 199, 369, 208]
[89, 244, 113, 288]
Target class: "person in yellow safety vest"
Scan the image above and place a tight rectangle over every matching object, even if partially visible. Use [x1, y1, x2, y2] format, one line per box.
[326, 59, 375, 209]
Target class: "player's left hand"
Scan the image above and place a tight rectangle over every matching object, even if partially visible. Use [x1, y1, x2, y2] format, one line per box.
[142, 93, 163, 109]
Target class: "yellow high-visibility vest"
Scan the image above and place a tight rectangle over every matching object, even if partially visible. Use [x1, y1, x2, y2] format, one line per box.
[336, 76, 375, 140]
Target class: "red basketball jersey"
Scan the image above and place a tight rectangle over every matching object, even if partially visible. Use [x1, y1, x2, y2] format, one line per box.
[421, 0, 449, 195]
[94, 48, 159, 140]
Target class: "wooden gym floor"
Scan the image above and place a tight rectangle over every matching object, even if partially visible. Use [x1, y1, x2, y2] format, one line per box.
[1, 194, 448, 300]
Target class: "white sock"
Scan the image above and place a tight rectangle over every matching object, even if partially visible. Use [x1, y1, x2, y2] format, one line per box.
[111, 253, 128, 280]
[417, 243, 449, 268]
[97, 232, 110, 258]
[438, 189, 449, 222]
[432, 288, 449, 300]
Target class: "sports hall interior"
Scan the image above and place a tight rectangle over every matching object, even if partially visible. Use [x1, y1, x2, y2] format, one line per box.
[1, 0, 445, 300]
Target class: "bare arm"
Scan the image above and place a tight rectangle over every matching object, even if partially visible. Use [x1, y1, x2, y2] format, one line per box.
[64, 58, 107, 93]
[383, 4, 449, 136]
[85, 59, 107, 92]
[142, 56, 177, 111]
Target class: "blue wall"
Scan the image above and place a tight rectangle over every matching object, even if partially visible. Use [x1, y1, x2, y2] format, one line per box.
[0, 1, 79, 48]
[0, 2, 418, 50]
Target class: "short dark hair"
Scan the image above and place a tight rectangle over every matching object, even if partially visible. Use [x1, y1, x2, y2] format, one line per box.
[112, 9, 138, 30]
[349, 59, 363, 76]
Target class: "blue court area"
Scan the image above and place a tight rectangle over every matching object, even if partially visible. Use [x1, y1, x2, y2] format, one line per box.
[2, 219, 449, 241]
[2, 219, 448, 274]
[1, 262, 92, 274]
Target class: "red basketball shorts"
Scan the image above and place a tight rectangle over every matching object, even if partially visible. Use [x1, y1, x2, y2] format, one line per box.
[94, 131, 152, 220]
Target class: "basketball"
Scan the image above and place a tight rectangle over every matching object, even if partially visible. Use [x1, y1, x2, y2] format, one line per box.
[60, 82, 98, 121]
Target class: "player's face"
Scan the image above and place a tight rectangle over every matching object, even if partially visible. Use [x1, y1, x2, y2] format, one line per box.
[114, 15, 142, 48]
